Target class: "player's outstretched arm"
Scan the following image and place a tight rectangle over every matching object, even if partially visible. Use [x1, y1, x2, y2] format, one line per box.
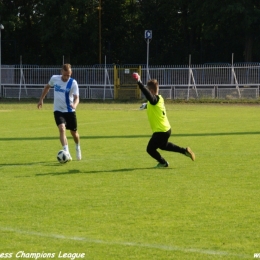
[132, 73, 158, 105]
[132, 72, 140, 81]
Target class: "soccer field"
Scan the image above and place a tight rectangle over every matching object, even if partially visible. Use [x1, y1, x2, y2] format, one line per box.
[0, 102, 259, 260]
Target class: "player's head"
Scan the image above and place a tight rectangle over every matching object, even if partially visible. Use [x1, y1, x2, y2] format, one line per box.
[147, 79, 159, 95]
[61, 63, 72, 82]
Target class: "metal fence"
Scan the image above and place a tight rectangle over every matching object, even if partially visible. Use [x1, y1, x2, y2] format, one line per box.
[1, 63, 260, 99]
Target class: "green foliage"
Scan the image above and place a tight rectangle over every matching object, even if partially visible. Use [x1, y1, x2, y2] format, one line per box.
[1, 0, 260, 64]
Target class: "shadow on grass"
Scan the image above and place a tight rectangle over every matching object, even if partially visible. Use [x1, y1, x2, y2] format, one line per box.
[35, 167, 163, 176]
[0, 162, 53, 167]
[0, 161, 169, 176]
[1, 131, 260, 141]
[0, 161, 77, 171]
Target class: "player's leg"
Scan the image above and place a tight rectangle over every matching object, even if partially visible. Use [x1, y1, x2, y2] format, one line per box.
[163, 142, 186, 154]
[58, 124, 73, 160]
[159, 130, 195, 161]
[54, 111, 72, 160]
[70, 130, 80, 144]
[70, 130, 81, 158]
[162, 142, 195, 161]
[66, 112, 82, 160]
[147, 133, 168, 167]
[58, 123, 68, 146]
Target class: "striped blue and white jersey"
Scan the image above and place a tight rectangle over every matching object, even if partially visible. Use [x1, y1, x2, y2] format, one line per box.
[48, 75, 79, 112]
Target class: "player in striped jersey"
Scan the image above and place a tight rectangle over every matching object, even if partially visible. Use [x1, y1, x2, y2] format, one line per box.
[37, 64, 81, 161]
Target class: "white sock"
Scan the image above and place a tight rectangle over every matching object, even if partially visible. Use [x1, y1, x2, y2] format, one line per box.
[76, 144, 80, 150]
[63, 145, 69, 152]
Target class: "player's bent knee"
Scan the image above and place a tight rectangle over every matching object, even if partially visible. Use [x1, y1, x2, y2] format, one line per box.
[58, 124, 66, 133]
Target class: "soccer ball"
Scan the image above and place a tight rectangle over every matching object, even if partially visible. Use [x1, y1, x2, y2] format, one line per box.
[57, 150, 70, 163]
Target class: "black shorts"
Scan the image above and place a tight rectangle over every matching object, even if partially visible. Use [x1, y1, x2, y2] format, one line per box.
[148, 129, 171, 150]
[54, 111, 78, 131]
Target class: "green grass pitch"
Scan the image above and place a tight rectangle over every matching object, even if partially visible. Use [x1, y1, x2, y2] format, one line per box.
[0, 101, 259, 260]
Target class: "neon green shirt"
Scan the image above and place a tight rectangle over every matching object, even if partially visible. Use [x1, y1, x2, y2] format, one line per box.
[147, 95, 171, 133]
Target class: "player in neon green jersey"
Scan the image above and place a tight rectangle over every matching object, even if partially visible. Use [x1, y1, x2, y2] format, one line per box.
[132, 73, 195, 168]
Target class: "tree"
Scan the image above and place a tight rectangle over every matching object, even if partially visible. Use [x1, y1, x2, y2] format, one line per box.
[38, 0, 96, 64]
[1, 0, 260, 65]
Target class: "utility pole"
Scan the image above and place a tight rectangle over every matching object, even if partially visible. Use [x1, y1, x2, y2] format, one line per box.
[145, 30, 152, 83]
[98, 0, 102, 64]
[0, 23, 4, 97]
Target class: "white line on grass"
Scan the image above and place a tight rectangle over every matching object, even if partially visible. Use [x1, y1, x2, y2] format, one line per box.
[0, 226, 249, 259]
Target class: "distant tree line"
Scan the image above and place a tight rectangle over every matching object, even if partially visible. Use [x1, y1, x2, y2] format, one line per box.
[1, 0, 260, 65]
